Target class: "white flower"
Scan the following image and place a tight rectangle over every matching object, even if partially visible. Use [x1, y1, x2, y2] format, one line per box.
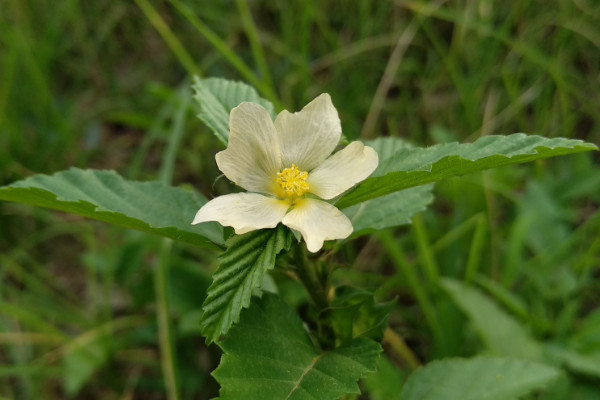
[192, 94, 378, 252]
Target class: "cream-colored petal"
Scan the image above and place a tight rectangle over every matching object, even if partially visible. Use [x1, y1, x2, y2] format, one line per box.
[274, 93, 341, 172]
[216, 102, 282, 194]
[281, 198, 352, 253]
[192, 193, 290, 235]
[307, 141, 378, 200]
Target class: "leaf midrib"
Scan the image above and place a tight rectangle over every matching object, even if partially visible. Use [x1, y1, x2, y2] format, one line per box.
[284, 354, 323, 400]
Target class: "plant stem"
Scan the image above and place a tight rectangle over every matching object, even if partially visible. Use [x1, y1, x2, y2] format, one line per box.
[133, 0, 200, 77]
[155, 239, 179, 400]
[168, 0, 282, 109]
[235, 0, 274, 93]
[294, 244, 328, 312]
[159, 86, 190, 185]
[153, 68, 185, 400]
[465, 213, 487, 284]
[383, 328, 421, 370]
[292, 245, 338, 349]
[412, 214, 439, 285]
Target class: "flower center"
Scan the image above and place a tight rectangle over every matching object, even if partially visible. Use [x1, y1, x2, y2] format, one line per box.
[276, 164, 309, 197]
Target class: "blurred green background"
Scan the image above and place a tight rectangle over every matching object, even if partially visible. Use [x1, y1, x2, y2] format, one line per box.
[1, 0, 599, 399]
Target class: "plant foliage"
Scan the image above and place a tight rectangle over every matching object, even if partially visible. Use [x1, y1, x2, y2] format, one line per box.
[1, 75, 597, 400]
[213, 293, 382, 400]
[192, 77, 276, 146]
[0, 168, 223, 248]
[440, 278, 542, 359]
[200, 225, 293, 343]
[399, 357, 560, 400]
[337, 135, 597, 208]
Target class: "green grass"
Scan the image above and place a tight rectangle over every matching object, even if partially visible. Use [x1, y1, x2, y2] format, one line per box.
[1, 0, 599, 398]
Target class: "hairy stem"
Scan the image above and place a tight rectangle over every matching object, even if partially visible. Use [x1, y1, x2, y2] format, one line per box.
[293, 245, 336, 349]
[294, 244, 328, 311]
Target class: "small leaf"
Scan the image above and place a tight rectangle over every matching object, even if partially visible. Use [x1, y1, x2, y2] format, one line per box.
[200, 225, 292, 343]
[213, 293, 382, 400]
[440, 278, 542, 359]
[63, 341, 110, 396]
[192, 77, 275, 146]
[337, 134, 597, 208]
[0, 168, 223, 248]
[330, 286, 396, 342]
[399, 357, 560, 400]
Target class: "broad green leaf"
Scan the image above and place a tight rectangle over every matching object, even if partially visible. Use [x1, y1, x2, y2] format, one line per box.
[192, 77, 275, 146]
[0, 168, 223, 248]
[344, 185, 434, 233]
[200, 225, 292, 343]
[399, 357, 560, 400]
[440, 278, 542, 359]
[337, 134, 597, 209]
[213, 293, 382, 400]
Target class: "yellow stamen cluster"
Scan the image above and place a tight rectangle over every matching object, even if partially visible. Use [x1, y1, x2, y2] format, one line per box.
[276, 164, 309, 197]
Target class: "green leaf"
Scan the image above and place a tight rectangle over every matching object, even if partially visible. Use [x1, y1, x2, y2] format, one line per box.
[366, 136, 417, 160]
[63, 340, 110, 396]
[337, 134, 597, 209]
[399, 357, 560, 400]
[330, 286, 396, 342]
[344, 185, 434, 233]
[213, 293, 382, 400]
[475, 276, 529, 321]
[192, 77, 275, 146]
[0, 168, 223, 248]
[61, 316, 142, 396]
[440, 278, 542, 359]
[200, 225, 292, 343]
[362, 356, 406, 400]
[571, 307, 600, 352]
[546, 345, 600, 378]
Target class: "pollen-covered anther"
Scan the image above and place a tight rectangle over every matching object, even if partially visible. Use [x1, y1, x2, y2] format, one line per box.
[276, 164, 309, 197]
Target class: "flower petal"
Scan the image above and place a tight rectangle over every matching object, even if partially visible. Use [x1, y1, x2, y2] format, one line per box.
[192, 193, 290, 235]
[274, 93, 341, 172]
[216, 102, 282, 194]
[282, 198, 352, 252]
[307, 141, 378, 200]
